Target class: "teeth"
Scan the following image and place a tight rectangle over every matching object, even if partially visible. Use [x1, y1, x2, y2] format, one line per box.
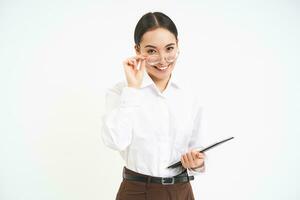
[155, 66, 168, 70]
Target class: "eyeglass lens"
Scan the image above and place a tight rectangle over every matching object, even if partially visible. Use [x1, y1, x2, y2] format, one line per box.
[145, 50, 179, 65]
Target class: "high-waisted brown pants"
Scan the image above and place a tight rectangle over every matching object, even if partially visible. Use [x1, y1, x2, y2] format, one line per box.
[116, 167, 195, 200]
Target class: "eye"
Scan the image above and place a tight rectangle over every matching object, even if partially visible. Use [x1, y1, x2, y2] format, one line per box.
[166, 46, 174, 52]
[147, 49, 157, 55]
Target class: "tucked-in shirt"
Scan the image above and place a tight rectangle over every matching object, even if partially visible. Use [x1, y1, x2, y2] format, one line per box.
[101, 70, 206, 177]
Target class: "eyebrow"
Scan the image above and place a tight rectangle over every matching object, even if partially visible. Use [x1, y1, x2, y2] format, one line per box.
[144, 43, 175, 48]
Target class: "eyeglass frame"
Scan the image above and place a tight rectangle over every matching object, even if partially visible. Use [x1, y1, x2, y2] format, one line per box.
[135, 44, 180, 66]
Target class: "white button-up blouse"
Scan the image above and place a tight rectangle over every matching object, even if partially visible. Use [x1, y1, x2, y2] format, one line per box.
[101, 71, 206, 177]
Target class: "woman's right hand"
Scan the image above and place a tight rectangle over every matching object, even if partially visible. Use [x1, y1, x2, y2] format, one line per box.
[123, 55, 147, 89]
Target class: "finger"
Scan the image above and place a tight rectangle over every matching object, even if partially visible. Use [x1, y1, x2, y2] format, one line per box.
[129, 60, 136, 68]
[192, 151, 202, 159]
[187, 152, 196, 168]
[183, 154, 189, 167]
[191, 151, 198, 160]
[131, 55, 146, 63]
[123, 60, 133, 71]
[197, 152, 205, 159]
[133, 59, 138, 69]
[135, 54, 147, 60]
[139, 59, 146, 72]
[187, 151, 194, 163]
[125, 58, 135, 68]
[129, 56, 145, 70]
[190, 149, 204, 158]
[181, 156, 187, 168]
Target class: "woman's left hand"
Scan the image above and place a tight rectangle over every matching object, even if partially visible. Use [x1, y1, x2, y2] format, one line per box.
[181, 149, 205, 170]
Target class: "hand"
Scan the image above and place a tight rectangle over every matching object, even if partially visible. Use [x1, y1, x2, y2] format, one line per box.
[181, 149, 205, 170]
[123, 55, 147, 89]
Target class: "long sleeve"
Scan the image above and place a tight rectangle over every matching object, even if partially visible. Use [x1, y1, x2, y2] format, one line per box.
[101, 83, 142, 151]
[187, 100, 207, 176]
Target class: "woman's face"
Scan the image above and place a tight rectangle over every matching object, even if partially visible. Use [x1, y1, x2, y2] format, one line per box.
[136, 27, 179, 82]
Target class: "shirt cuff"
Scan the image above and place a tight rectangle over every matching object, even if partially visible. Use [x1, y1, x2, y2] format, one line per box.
[120, 86, 142, 108]
[187, 161, 206, 176]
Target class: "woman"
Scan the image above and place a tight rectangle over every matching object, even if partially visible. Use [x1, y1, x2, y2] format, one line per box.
[101, 12, 206, 200]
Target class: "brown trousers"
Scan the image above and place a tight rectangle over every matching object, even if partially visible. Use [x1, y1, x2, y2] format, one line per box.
[116, 167, 195, 200]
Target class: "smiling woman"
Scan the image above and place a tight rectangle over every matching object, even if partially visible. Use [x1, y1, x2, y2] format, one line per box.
[132, 13, 180, 92]
[101, 11, 206, 200]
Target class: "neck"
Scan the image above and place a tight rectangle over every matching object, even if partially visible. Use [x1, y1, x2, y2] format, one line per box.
[149, 74, 171, 92]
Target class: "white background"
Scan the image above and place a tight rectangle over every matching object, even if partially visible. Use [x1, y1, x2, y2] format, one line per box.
[1, 0, 299, 199]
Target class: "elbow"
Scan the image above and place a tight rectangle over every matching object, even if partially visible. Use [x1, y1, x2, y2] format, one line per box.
[100, 121, 131, 152]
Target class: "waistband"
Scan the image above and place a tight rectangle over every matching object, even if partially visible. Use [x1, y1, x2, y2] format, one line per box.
[122, 166, 194, 185]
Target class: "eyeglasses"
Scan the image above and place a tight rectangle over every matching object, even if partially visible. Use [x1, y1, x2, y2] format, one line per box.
[143, 49, 180, 66]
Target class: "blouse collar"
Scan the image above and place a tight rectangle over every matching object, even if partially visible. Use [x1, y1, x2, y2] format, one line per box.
[140, 71, 181, 90]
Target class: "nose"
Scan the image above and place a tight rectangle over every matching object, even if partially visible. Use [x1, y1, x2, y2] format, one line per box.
[158, 52, 168, 66]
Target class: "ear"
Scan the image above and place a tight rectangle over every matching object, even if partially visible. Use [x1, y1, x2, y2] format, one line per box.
[135, 44, 141, 55]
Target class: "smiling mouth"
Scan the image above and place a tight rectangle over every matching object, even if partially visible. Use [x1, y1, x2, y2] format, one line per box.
[153, 64, 171, 71]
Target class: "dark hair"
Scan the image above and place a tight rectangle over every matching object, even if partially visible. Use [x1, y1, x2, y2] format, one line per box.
[134, 12, 178, 46]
